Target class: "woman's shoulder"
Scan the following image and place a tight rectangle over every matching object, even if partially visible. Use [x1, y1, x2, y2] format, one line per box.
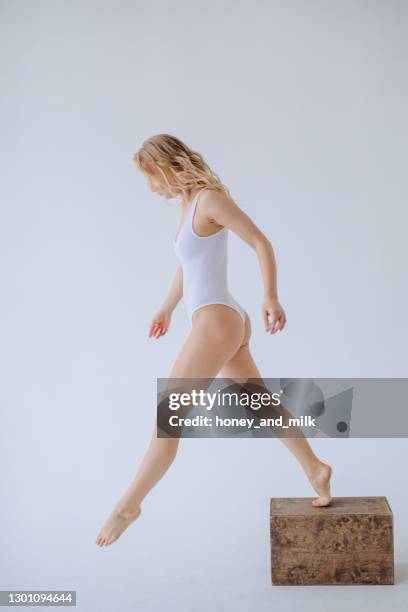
[199, 187, 230, 206]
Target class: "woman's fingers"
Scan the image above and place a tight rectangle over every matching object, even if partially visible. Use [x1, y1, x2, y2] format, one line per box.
[264, 310, 276, 333]
[263, 309, 270, 330]
[148, 322, 157, 337]
[263, 310, 287, 333]
[149, 312, 172, 338]
[149, 321, 161, 337]
[269, 313, 279, 334]
[149, 321, 169, 339]
[263, 310, 273, 332]
[275, 313, 286, 332]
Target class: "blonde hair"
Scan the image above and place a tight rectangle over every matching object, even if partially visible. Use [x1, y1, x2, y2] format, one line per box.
[133, 134, 231, 202]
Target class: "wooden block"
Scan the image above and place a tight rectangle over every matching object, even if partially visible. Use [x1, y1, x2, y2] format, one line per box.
[270, 496, 394, 585]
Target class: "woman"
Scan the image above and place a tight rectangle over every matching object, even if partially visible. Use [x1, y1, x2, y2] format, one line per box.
[96, 134, 332, 547]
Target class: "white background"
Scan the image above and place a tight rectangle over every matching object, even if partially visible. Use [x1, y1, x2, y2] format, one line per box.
[1, 1, 407, 610]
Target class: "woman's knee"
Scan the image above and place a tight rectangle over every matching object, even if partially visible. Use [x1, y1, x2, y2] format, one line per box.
[153, 434, 180, 456]
[152, 419, 180, 451]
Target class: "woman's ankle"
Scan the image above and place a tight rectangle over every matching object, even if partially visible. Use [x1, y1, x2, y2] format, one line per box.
[304, 459, 324, 479]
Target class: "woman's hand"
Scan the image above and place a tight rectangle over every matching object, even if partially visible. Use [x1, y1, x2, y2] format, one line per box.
[149, 308, 172, 339]
[262, 297, 287, 334]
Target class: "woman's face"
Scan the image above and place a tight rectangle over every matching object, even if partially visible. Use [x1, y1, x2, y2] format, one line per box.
[145, 170, 173, 198]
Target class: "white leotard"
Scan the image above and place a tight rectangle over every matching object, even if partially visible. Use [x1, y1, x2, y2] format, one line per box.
[174, 189, 246, 327]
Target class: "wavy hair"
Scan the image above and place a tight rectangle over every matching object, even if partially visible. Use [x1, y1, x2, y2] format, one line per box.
[133, 134, 231, 202]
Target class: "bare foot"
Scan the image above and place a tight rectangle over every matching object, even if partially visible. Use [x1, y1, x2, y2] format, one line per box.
[307, 462, 332, 507]
[96, 503, 141, 547]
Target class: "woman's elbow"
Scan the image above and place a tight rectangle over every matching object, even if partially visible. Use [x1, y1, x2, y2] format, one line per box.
[253, 234, 272, 252]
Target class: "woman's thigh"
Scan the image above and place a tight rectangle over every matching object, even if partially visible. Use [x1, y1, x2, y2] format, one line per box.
[169, 304, 246, 378]
[158, 306, 246, 435]
[219, 344, 262, 380]
[219, 312, 263, 380]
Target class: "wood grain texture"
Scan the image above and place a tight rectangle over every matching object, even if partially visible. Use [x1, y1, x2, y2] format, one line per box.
[270, 497, 394, 585]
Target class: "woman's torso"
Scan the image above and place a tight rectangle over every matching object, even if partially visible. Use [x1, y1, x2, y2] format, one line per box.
[173, 189, 246, 325]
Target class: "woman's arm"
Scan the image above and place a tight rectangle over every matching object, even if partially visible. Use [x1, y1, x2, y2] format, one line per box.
[149, 265, 183, 339]
[161, 265, 183, 313]
[202, 190, 287, 334]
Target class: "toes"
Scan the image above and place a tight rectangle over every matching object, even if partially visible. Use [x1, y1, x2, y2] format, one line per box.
[313, 497, 332, 508]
